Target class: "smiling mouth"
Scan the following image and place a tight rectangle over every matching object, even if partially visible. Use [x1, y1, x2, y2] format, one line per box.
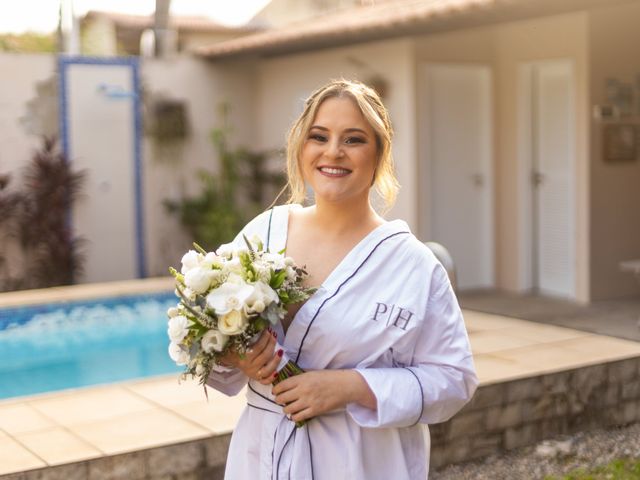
[318, 166, 352, 176]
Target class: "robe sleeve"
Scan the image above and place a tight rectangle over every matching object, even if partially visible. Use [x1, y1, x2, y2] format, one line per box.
[346, 263, 478, 428]
[206, 364, 248, 396]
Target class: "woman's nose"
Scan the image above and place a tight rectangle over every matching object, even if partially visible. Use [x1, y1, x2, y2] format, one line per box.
[325, 139, 343, 159]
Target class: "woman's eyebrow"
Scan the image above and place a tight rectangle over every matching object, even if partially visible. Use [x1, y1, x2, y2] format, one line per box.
[309, 125, 369, 135]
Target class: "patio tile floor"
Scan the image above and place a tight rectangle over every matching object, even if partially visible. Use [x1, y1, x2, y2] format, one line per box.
[1, 305, 640, 475]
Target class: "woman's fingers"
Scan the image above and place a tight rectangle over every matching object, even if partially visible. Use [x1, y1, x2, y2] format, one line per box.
[257, 348, 282, 384]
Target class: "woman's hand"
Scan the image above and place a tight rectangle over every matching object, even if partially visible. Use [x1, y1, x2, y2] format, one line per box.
[272, 370, 377, 423]
[218, 329, 282, 385]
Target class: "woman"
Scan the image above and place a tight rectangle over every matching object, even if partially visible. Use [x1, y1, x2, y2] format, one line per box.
[207, 79, 478, 479]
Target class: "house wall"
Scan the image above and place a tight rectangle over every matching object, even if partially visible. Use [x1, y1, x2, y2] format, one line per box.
[414, 12, 590, 301]
[588, 1, 640, 300]
[0, 53, 56, 177]
[255, 38, 418, 229]
[139, 55, 257, 276]
[0, 53, 257, 286]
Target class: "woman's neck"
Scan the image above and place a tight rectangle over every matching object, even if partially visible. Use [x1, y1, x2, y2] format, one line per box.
[309, 197, 384, 236]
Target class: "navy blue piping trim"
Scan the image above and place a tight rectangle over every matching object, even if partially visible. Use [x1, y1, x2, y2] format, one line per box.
[57, 55, 145, 278]
[266, 207, 275, 251]
[270, 423, 279, 479]
[294, 231, 410, 364]
[306, 425, 314, 480]
[247, 403, 279, 415]
[276, 427, 297, 480]
[403, 367, 425, 426]
[248, 382, 280, 406]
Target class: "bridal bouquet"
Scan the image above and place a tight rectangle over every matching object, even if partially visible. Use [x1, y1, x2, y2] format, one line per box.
[167, 236, 315, 403]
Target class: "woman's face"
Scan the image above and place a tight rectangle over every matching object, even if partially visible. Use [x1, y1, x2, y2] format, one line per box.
[300, 96, 378, 206]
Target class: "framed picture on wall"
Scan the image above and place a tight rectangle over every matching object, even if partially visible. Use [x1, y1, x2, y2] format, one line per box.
[603, 123, 638, 163]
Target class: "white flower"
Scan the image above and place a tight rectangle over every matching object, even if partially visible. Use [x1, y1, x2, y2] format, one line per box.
[262, 252, 286, 270]
[218, 309, 249, 335]
[180, 250, 201, 274]
[182, 287, 196, 301]
[169, 342, 190, 366]
[216, 243, 233, 259]
[251, 300, 266, 313]
[167, 315, 190, 342]
[184, 267, 214, 294]
[246, 281, 279, 310]
[202, 252, 221, 268]
[201, 329, 229, 353]
[286, 266, 297, 281]
[195, 364, 205, 376]
[206, 282, 255, 315]
[167, 307, 180, 318]
[284, 257, 295, 267]
[255, 265, 272, 283]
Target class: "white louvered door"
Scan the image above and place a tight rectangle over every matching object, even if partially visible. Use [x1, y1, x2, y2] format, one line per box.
[533, 61, 575, 298]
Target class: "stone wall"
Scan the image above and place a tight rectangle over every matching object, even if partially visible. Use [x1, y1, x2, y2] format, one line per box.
[430, 357, 640, 469]
[3, 356, 639, 479]
[0, 435, 231, 480]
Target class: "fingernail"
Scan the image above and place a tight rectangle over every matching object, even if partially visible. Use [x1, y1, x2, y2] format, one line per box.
[267, 326, 272, 332]
[273, 372, 278, 378]
[272, 331, 277, 338]
[277, 349, 283, 357]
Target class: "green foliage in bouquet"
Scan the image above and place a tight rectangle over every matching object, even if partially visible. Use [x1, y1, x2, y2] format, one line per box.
[164, 103, 286, 251]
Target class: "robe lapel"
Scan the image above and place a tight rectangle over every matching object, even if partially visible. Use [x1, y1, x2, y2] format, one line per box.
[282, 218, 411, 365]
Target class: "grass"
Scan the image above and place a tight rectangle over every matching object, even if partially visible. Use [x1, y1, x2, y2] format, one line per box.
[545, 459, 640, 480]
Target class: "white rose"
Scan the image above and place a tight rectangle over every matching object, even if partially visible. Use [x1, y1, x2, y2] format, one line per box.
[184, 267, 214, 294]
[180, 250, 201, 274]
[167, 315, 190, 342]
[206, 281, 255, 315]
[167, 307, 180, 318]
[168, 342, 190, 366]
[284, 257, 295, 267]
[218, 309, 249, 335]
[201, 329, 229, 353]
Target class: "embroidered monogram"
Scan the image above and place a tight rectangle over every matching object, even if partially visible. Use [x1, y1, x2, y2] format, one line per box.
[371, 302, 414, 330]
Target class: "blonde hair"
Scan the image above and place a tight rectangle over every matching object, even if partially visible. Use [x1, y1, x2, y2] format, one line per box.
[283, 79, 399, 212]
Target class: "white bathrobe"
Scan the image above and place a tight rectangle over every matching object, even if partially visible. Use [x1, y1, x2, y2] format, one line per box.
[207, 204, 478, 480]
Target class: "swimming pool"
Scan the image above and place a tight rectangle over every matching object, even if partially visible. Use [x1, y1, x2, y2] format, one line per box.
[0, 291, 181, 400]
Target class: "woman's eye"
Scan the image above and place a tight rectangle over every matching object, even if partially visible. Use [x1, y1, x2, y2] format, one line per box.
[309, 134, 327, 142]
[345, 136, 365, 144]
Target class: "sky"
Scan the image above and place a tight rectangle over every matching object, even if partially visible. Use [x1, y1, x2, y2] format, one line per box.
[0, 0, 272, 34]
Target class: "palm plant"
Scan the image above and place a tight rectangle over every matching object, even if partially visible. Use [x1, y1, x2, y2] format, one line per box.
[17, 136, 86, 289]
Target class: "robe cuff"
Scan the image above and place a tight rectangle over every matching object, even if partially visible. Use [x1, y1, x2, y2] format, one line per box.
[206, 366, 247, 396]
[346, 368, 423, 428]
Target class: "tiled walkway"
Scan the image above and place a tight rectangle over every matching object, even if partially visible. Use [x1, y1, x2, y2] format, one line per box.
[2, 282, 640, 476]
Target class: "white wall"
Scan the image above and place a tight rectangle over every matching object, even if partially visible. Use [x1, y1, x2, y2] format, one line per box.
[140, 55, 257, 276]
[256, 38, 418, 230]
[0, 53, 257, 285]
[0, 53, 56, 176]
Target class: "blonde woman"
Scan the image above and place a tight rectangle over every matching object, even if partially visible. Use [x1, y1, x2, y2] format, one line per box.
[207, 79, 478, 479]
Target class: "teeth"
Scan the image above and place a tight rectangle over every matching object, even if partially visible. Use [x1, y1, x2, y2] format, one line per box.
[320, 167, 350, 175]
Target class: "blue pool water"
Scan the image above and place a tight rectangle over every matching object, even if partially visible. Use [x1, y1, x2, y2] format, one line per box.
[0, 292, 181, 400]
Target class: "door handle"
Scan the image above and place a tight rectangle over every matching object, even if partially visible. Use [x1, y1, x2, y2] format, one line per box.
[532, 171, 545, 186]
[471, 174, 484, 186]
